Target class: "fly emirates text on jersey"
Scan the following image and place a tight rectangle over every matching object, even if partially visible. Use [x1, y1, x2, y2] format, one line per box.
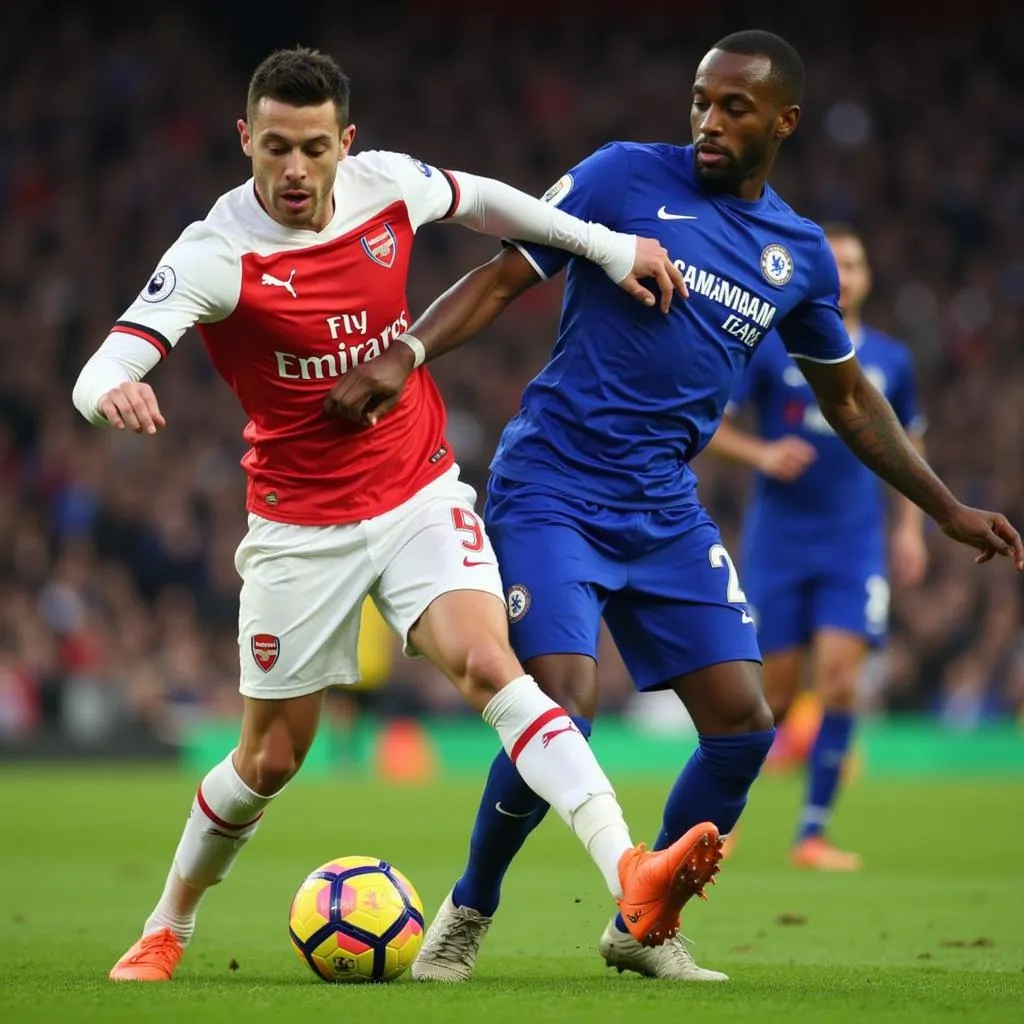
[274, 309, 410, 381]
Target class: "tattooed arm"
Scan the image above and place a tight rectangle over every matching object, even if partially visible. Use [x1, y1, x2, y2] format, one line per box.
[798, 356, 1024, 569]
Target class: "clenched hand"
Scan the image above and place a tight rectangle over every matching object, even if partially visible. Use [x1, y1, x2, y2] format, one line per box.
[98, 382, 166, 434]
[323, 339, 417, 427]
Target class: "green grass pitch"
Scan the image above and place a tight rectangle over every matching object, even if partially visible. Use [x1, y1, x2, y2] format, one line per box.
[1, 765, 1022, 1022]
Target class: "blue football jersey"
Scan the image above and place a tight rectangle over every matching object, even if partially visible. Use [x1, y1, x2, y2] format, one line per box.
[490, 142, 854, 508]
[730, 325, 925, 547]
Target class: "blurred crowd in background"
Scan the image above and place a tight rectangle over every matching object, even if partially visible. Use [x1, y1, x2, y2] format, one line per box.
[2, 0, 1022, 750]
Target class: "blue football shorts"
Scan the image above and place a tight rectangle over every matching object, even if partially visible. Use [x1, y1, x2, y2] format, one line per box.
[485, 474, 761, 691]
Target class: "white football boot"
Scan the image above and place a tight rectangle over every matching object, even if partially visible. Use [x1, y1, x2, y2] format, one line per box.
[411, 890, 493, 982]
[599, 918, 729, 981]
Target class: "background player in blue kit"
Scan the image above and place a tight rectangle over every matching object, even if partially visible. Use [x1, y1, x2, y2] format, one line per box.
[325, 30, 1023, 982]
[706, 224, 927, 872]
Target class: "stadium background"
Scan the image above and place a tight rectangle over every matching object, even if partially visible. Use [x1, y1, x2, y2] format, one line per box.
[2, 0, 1023, 771]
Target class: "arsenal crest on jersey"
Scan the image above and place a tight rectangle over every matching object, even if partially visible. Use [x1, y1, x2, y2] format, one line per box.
[251, 633, 280, 673]
[360, 224, 397, 269]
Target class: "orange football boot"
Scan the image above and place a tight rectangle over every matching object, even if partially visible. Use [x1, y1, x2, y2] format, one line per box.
[616, 822, 723, 947]
[108, 927, 184, 981]
[791, 836, 862, 872]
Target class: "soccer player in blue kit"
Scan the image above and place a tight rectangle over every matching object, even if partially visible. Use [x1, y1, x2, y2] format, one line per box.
[325, 30, 1023, 982]
[706, 224, 928, 872]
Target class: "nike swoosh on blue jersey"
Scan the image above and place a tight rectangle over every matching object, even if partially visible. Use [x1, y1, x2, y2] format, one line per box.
[657, 206, 698, 220]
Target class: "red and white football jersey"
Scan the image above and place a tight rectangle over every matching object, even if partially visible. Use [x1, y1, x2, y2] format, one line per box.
[111, 151, 462, 525]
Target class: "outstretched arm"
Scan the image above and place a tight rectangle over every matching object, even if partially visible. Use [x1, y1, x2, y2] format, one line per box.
[408, 247, 541, 363]
[889, 432, 929, 586]
[446, 172, 684, 312]
[323, 248, 537, 425]
[799, 355, 1023, 569]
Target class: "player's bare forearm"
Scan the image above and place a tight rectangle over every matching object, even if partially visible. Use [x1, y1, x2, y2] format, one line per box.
[705, 419, 770, 469]
[895, 434, 927, 533]
[706, 418, 817, 481]
[800, 357, 959, 525]
[323, 249, 540, 426]
[412, 248, 541, 363]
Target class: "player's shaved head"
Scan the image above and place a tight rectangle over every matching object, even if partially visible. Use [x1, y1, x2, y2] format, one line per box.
[690, 30, 803, 200]
[710, 30, 804, 107]
[247, 47, 351, 126]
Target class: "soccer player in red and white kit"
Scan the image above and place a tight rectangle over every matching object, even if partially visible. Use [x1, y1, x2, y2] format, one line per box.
[73, 48, 720, 982]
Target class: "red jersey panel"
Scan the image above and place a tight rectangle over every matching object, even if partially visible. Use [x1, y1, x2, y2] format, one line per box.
[109, 151, 460, 525]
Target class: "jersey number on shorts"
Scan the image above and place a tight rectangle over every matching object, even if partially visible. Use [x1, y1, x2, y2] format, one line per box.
[709, 544, 754, 624]
[864, 574, 890, 634]
[451, 507, 484, 551]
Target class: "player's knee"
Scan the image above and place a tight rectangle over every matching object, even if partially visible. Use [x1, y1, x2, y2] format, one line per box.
[747, 696, 775, 734]
[459, 638, 522, 708]
[238, 736, 308, 796]
[818, 667, 858, 711]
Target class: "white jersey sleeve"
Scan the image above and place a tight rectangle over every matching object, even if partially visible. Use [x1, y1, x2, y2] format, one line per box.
[112, 222, 241, 355]
[73, 222, 240, 425]
[368, 151, 460, 231]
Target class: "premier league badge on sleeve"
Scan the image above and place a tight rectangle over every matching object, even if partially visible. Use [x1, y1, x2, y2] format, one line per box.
[759, 244, 794, 287]
[141, 265, 176, 303]
[540, 174, 573, 207]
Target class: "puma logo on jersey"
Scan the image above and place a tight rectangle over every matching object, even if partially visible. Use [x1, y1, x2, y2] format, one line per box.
[260, 269, 297, 298]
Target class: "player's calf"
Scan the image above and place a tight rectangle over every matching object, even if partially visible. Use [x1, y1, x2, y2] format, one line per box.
[109, 751, 277, 981]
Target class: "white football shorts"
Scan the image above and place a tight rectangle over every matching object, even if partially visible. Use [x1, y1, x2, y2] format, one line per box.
[234, 466, 504, 699]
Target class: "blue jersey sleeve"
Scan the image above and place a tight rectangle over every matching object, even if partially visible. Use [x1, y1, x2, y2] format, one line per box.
[775, 235, 855, 364]
[891, 346, 926, 434]
[511, 143, 632, 279]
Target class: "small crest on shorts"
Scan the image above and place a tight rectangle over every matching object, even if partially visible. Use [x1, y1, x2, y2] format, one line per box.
[361, 224, 397, 268]
[506, 584, 531, 623]
[251, 634, 280, 673]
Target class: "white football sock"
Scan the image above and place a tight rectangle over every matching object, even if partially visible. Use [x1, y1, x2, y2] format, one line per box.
[482, 675, 633, 896]
[144, 751, 276, 944]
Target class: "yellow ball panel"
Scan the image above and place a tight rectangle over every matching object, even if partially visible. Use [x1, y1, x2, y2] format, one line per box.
[388, 866, 424, 915]
[342, 876, 403, 935]
[309, 929, 375, 983]
[289, 876, 332, 941]
[392, 917, 424, 969]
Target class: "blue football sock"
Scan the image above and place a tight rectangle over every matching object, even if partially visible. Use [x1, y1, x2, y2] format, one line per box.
[452, 715, 592, 917]
[797, 710, 854, 843]
[614, 729, 774, 934]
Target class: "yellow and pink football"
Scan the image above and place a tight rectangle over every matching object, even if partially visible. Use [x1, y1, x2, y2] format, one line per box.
[288, 856, 425, 982]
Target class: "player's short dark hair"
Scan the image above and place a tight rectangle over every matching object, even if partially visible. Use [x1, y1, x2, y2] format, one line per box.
[712, 30, 804, 106]
[821, 222, 863, 244]
[247, 47, 351, 125]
